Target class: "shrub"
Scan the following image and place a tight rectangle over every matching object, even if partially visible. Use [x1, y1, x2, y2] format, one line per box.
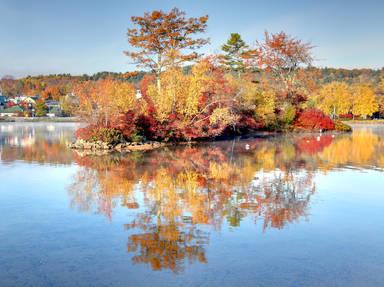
[76, 125, 125, 144]
[111, 111, 137, 139]
[281, 104, 296, 126]
[35, 101, 48, 117]
[334, 120, 352, 132]
[130, 131, 144, 142]
[135, 114, 165, 140]
[339, 113, 353, 120]
[294, 108, 335, 131]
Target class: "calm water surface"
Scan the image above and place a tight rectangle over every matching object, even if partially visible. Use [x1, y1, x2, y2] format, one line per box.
[0, 122, 384, 287]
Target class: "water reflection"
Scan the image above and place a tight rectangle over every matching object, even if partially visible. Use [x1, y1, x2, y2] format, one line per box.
[0, 123, 79, 165]
[319, 129, 384, 169]
[67, 125, 384, 272]
[0, 123, 384, 286]
[69, 147, 317, 272]
[1, 123, 383, 273]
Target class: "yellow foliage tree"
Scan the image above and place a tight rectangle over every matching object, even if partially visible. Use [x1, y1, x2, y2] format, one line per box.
[185, 61, 210, 117]
[147, 68, 189, 121]
[147, 62, 211, 121]
[255, 89, 276, 124]
[317, 82, 351, 117]
[75, 79, 136, 125]
[209, 107, 239, 126]
[228, 75, 276, 123]
[351, 83, 378, 118]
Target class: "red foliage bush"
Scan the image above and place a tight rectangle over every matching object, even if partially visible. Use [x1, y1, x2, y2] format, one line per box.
[109, 108, 268, 142]
[339, 113, 353, 119]
[135, 114, 165, 140]
[236, 111, 264, 132]
[294, 109, 335, 131]
[75, 125, 98, 140]
[111, 111, 137, 139]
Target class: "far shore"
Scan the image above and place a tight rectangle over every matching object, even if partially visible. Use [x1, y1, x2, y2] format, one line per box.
[1, 117, 383, 126]
[0, 116, 80, 123]
[346, 119, 384, 124]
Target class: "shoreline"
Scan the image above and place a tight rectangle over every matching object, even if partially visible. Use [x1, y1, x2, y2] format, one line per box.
[0, 117, 80, 123]
[345, 119, 384, 125]
[68, 129, 352, 154]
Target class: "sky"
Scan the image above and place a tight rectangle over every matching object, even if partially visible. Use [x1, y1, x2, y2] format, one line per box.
[1, 0, 383, 78]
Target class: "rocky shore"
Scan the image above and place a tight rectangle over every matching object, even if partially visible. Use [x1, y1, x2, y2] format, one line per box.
[68, 139, 167, 152]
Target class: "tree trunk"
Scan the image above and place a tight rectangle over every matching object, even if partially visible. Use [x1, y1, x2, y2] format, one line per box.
[156, 54, 162, 94]
[156, 75, 161, 94]
[171, 72, 177, 113]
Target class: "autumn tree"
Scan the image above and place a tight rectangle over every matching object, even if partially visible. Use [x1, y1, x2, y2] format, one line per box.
[377, 78, 384, 118]
[227, 74, 276, 124]
[256, 31, 313, 99]
[351, 83, 378, 118]
[146, 67, 188, 120]
[60, 93, 78, 116]
[74, 79, 136, 125]
[376, 96, 384, 118]
[35, 100, 48, 117]
[221, 33, 249, 76]
[380, 78, 384, 93]
[0, 76, 20, 97]
[317, 82, 351, 118]
[41, 86, 62, 101]
[125, 8, 209, 94]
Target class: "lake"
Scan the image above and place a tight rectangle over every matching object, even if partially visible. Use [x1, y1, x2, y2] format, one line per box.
[0, 122, 383, 287]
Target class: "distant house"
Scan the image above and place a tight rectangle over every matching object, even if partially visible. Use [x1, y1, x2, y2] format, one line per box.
[0, 95, 6, 111]
[10, 96, 36, 105]
[45, 100, 62, 117]
[0, 106, 24, 117]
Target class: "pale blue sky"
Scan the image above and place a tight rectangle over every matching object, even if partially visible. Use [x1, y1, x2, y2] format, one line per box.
[1, 0, 383, 78]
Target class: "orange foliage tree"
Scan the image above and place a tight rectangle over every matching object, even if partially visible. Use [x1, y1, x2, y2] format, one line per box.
[40, 86, 63, 101]
[125, 8, 209, 94]
[74, 78, 136, 126]
[256, 31, 314, 99]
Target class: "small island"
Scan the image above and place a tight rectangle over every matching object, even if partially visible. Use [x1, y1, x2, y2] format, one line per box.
[67, 9, 365, 152]
[2, 8, 383, 152]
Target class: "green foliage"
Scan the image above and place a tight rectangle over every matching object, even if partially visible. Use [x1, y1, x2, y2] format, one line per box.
[130, 131, 144, 143]
[77, 126, 125, 144]
[35, 101, 48, 117]
[91, 128, 124, 144]
[221, 33, 248, 74]
[281, 104, 296, 126]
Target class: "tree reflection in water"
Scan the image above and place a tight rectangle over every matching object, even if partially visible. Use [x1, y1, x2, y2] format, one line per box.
[67, 128, 384, 272]
[0, 123, 76, 165]
[2, 123, 383, 272]
[68, 135, 324, 272]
